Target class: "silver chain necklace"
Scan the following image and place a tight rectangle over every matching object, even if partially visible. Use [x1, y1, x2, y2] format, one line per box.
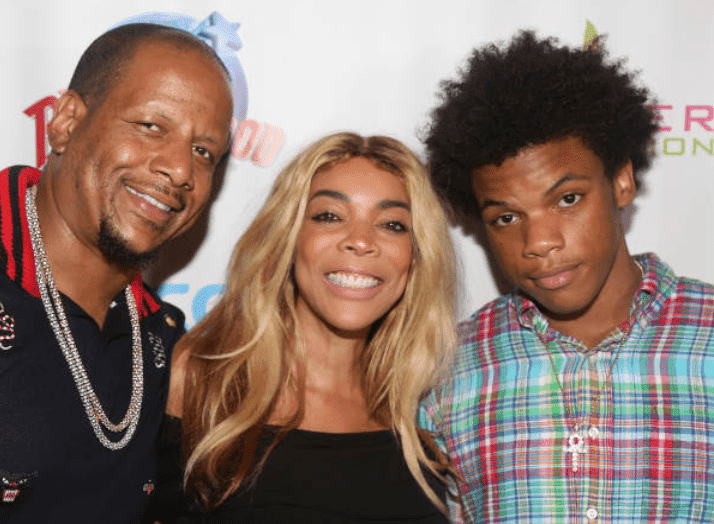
[26, 186, 144, 450]
[539, 332, 627, 473]
[538, 262, 642, 473]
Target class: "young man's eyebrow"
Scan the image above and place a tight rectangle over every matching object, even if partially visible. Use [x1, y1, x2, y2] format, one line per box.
[478, 173, 592, 211]
[544, 173, 590, 196]
[478, 197, 509, 213]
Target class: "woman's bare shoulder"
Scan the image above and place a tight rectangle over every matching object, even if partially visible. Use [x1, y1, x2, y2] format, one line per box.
[166, 337, 192, 418]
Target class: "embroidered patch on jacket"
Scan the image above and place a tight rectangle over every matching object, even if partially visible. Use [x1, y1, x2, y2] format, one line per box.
[0, 302, 16, 350]
[143, 480, 154, 495]
[1, 470, 38, 504]
[147, 332, 167, 369]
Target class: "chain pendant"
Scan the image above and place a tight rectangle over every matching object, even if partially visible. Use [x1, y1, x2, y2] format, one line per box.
[566, 431, 586, 472]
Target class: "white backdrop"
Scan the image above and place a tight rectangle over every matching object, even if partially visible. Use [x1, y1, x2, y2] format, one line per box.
[1, 0, 712, 327]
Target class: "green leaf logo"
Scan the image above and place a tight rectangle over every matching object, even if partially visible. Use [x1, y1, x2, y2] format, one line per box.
[584, 20, 599, 50]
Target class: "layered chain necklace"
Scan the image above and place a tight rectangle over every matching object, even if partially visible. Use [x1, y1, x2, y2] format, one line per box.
[26, 186, 144, 450]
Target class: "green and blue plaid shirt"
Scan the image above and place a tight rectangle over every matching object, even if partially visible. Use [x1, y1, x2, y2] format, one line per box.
[420, 253, 714, 523]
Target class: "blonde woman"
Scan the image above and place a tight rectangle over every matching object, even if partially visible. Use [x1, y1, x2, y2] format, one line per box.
[162, 132, 457, 523]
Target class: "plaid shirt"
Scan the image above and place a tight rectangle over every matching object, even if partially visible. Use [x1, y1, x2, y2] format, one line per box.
[420, 253, 714, 523]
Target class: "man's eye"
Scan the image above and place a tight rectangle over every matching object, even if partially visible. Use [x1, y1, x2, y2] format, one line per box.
[559, 193, 582, 207]
[140, 122, 161, 132]
[311, 211, 340, 223]
[194, 146, 215, 163]
[492, 213, 517, 227]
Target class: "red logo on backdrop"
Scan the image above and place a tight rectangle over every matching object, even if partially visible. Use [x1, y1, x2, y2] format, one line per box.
[24, 95, 284, 169]
[24, 11, 284, 169]
[24, 95, 57, 168]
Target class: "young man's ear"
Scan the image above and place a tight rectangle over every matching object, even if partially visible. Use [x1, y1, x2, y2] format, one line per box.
[47, 91, 89, 155]
[613, 160, 636, 209]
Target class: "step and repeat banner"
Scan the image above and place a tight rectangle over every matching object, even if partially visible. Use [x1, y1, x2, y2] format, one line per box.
[1, 0, 712, 326]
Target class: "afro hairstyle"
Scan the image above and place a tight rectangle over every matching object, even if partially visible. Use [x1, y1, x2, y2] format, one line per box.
[423, 30, 658, 217]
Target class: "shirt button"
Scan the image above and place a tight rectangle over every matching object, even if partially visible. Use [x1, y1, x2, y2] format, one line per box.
[586, 507, 598, 520]
[588, 427, 600, 439]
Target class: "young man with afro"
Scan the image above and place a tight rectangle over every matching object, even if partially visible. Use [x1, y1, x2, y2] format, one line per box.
[419, 31, 714, 523]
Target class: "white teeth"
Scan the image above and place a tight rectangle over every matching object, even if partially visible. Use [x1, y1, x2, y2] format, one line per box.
[326, 272, 380, 289]
[126, 186, 171, 212]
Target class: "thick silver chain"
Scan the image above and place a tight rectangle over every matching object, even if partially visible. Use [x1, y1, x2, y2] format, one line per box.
[26, 186, 143, 450]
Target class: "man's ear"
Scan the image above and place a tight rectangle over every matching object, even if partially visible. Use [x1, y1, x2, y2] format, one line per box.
[47, 90, 88, 154]
[613, 160, 636, 209]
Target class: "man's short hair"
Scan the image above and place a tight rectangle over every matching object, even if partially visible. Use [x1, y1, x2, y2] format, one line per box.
[423, 30, 659, 217]
[68, 23, 230, 111]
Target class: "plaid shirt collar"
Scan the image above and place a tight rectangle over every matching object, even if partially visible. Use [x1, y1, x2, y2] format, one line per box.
[512, 252, 678, 344]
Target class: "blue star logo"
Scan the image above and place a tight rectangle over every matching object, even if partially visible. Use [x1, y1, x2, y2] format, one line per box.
[112, 11, 249, 123]
[197, 12, 242, 54]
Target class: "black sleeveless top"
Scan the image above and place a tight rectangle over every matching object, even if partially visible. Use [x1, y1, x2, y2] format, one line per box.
[153, 417, 448, 524]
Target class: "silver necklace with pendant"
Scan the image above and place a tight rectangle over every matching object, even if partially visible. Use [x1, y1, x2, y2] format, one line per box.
[539, 261, 642, 473]
[539, 328, 628, 473]
[26, 186, 144, 450]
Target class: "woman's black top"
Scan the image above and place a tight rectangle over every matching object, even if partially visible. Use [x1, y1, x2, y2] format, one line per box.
[152, 416, 448, 524]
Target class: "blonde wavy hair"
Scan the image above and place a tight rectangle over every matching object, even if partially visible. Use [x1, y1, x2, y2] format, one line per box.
[181, 132, 457, 511]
